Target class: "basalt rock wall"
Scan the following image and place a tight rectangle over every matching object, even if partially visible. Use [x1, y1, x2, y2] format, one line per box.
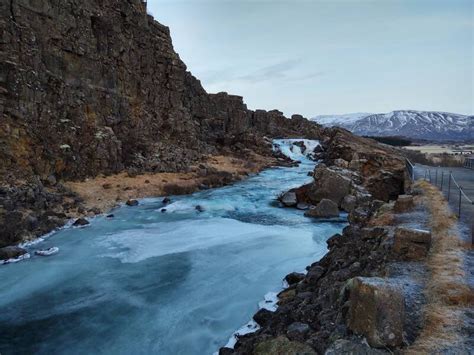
[0, 0, 320, 183]
[0, 0, 321, 246]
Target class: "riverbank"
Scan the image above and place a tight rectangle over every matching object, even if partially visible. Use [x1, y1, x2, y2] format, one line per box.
[223, 130, 473, 354]
[65, 154, 277, 214]
[0, 139, 346, 354]
[0, 149, 295, 250]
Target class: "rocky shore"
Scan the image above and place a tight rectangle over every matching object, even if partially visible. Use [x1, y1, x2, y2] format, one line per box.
[219, 129, 465, 354]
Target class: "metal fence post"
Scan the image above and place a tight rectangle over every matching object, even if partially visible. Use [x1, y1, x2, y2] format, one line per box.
[435, 170, 438, 186]
[448, 172, 451, 202]
[440, 171, 444, 191]
[458, 187, 462, 218]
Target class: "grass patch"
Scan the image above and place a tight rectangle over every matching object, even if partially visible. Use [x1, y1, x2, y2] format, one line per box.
[406, 180, 473, 353]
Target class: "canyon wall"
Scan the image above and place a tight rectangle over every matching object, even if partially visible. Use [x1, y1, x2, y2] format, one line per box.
[0, 0, 320, 181]
[0, 0, 320, 246]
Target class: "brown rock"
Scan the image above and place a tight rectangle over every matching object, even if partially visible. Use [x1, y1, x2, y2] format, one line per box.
[393, 227, 431, 260]
[285, 272, 306, 285]
[280, 191, 298, 207]
[394, 195, 414, 213]
[126, 199, 139, 207]
[346, 277, 405, 348]
[73, 218, 90, 227]
[340, 195, 357, 213]
[307, 165, 351, 206]
[305, 199, 339, 218]
[253, 336, 316, 355]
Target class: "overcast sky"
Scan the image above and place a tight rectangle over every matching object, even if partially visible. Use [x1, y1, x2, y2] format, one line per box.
[147, 0, 473, 118]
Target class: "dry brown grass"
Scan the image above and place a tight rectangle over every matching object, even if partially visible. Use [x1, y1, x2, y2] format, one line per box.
[66, 154, 274, 213]
[406, 180, 473, 354]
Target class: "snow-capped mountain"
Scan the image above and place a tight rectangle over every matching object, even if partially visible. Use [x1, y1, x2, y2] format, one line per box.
[312, 110, 473, 141]
[313, 112, 373, 126]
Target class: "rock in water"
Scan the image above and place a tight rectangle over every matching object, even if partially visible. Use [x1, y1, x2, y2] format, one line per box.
[307, 165, 352, 206]
[73, 218, 90, 227]
[162, 197, 171, 205]
[253, 308, 274, 327]
[280, 191, 297, 207]
[285, 272, 305, 285]
[195, 205, 205, 213]
[304, 199, 339, 218]
[126, 199, 139, 207]
[0, 246, 27, 261]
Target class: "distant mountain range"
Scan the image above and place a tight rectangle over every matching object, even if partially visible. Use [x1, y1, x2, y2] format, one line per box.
[312, 110, 474, 141]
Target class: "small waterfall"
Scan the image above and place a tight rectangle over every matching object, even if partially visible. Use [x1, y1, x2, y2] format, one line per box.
[272, 139, 320, 162]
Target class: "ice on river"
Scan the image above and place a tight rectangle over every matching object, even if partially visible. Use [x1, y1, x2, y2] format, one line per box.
[0, 139, 346, 355]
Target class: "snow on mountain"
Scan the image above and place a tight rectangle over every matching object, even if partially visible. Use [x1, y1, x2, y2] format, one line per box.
[311, 110, 473, 141]
[312, 113, 373, 126]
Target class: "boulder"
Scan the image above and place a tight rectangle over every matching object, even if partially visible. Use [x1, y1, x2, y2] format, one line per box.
[253, 336, 316, 355]
[348, 207, 370, 226]
[0, 246, 27, 261]
[280, 191, 298, 207]
[253, 308, 274, 327]
[286, 322, 311, 341]
[366, 171, 404, 202]
[162, 197, 171, 204]
[195, 205, 205, 213]
[306, 266, 325, 284]
[340, 195, 357, 213]
[346, 277, 405, 348]
[325, 339, 389, 355]
[73, 217, 90, 227]
[219, 348, 235, 355]
[126, 199, 139, 206]
[334, 158, 349, 168]
[285, 272, 306, 285]
[394, 195, 414, 213]
[277, 288, 297, 305]
[393, 227, 431, 260]
[305, 199, 339, 218]
[307, 165, 351, 206]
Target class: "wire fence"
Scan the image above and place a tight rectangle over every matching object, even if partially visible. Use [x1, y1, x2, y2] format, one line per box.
[424, 169, 473, 217]
[421, 167, 474, 244]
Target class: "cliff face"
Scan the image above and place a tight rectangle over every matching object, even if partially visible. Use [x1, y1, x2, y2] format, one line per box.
[0, 0, 321, 246]
[0, 0, 319, 181]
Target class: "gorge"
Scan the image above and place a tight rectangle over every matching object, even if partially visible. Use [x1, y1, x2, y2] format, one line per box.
[1, 0, 472, 354]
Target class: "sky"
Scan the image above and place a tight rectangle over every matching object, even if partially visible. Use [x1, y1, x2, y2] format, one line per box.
[147, 0, 473, 118]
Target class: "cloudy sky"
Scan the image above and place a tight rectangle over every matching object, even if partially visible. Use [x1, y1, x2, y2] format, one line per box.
[147, 0, 473, 118]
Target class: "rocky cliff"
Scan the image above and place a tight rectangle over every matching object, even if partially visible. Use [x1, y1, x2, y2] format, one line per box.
[0, 0, 320, 246]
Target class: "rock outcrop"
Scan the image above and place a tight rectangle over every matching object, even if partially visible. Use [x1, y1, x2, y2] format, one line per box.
[346, 277, 405, 348]
[0, 0, 322, 246]
[224, 129, 416, 354]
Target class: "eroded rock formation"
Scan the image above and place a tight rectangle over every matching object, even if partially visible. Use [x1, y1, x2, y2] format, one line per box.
[0, 0, 321, 246]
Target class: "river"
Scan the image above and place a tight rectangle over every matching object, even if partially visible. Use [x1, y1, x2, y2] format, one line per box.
[0, 139, 346, 355]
